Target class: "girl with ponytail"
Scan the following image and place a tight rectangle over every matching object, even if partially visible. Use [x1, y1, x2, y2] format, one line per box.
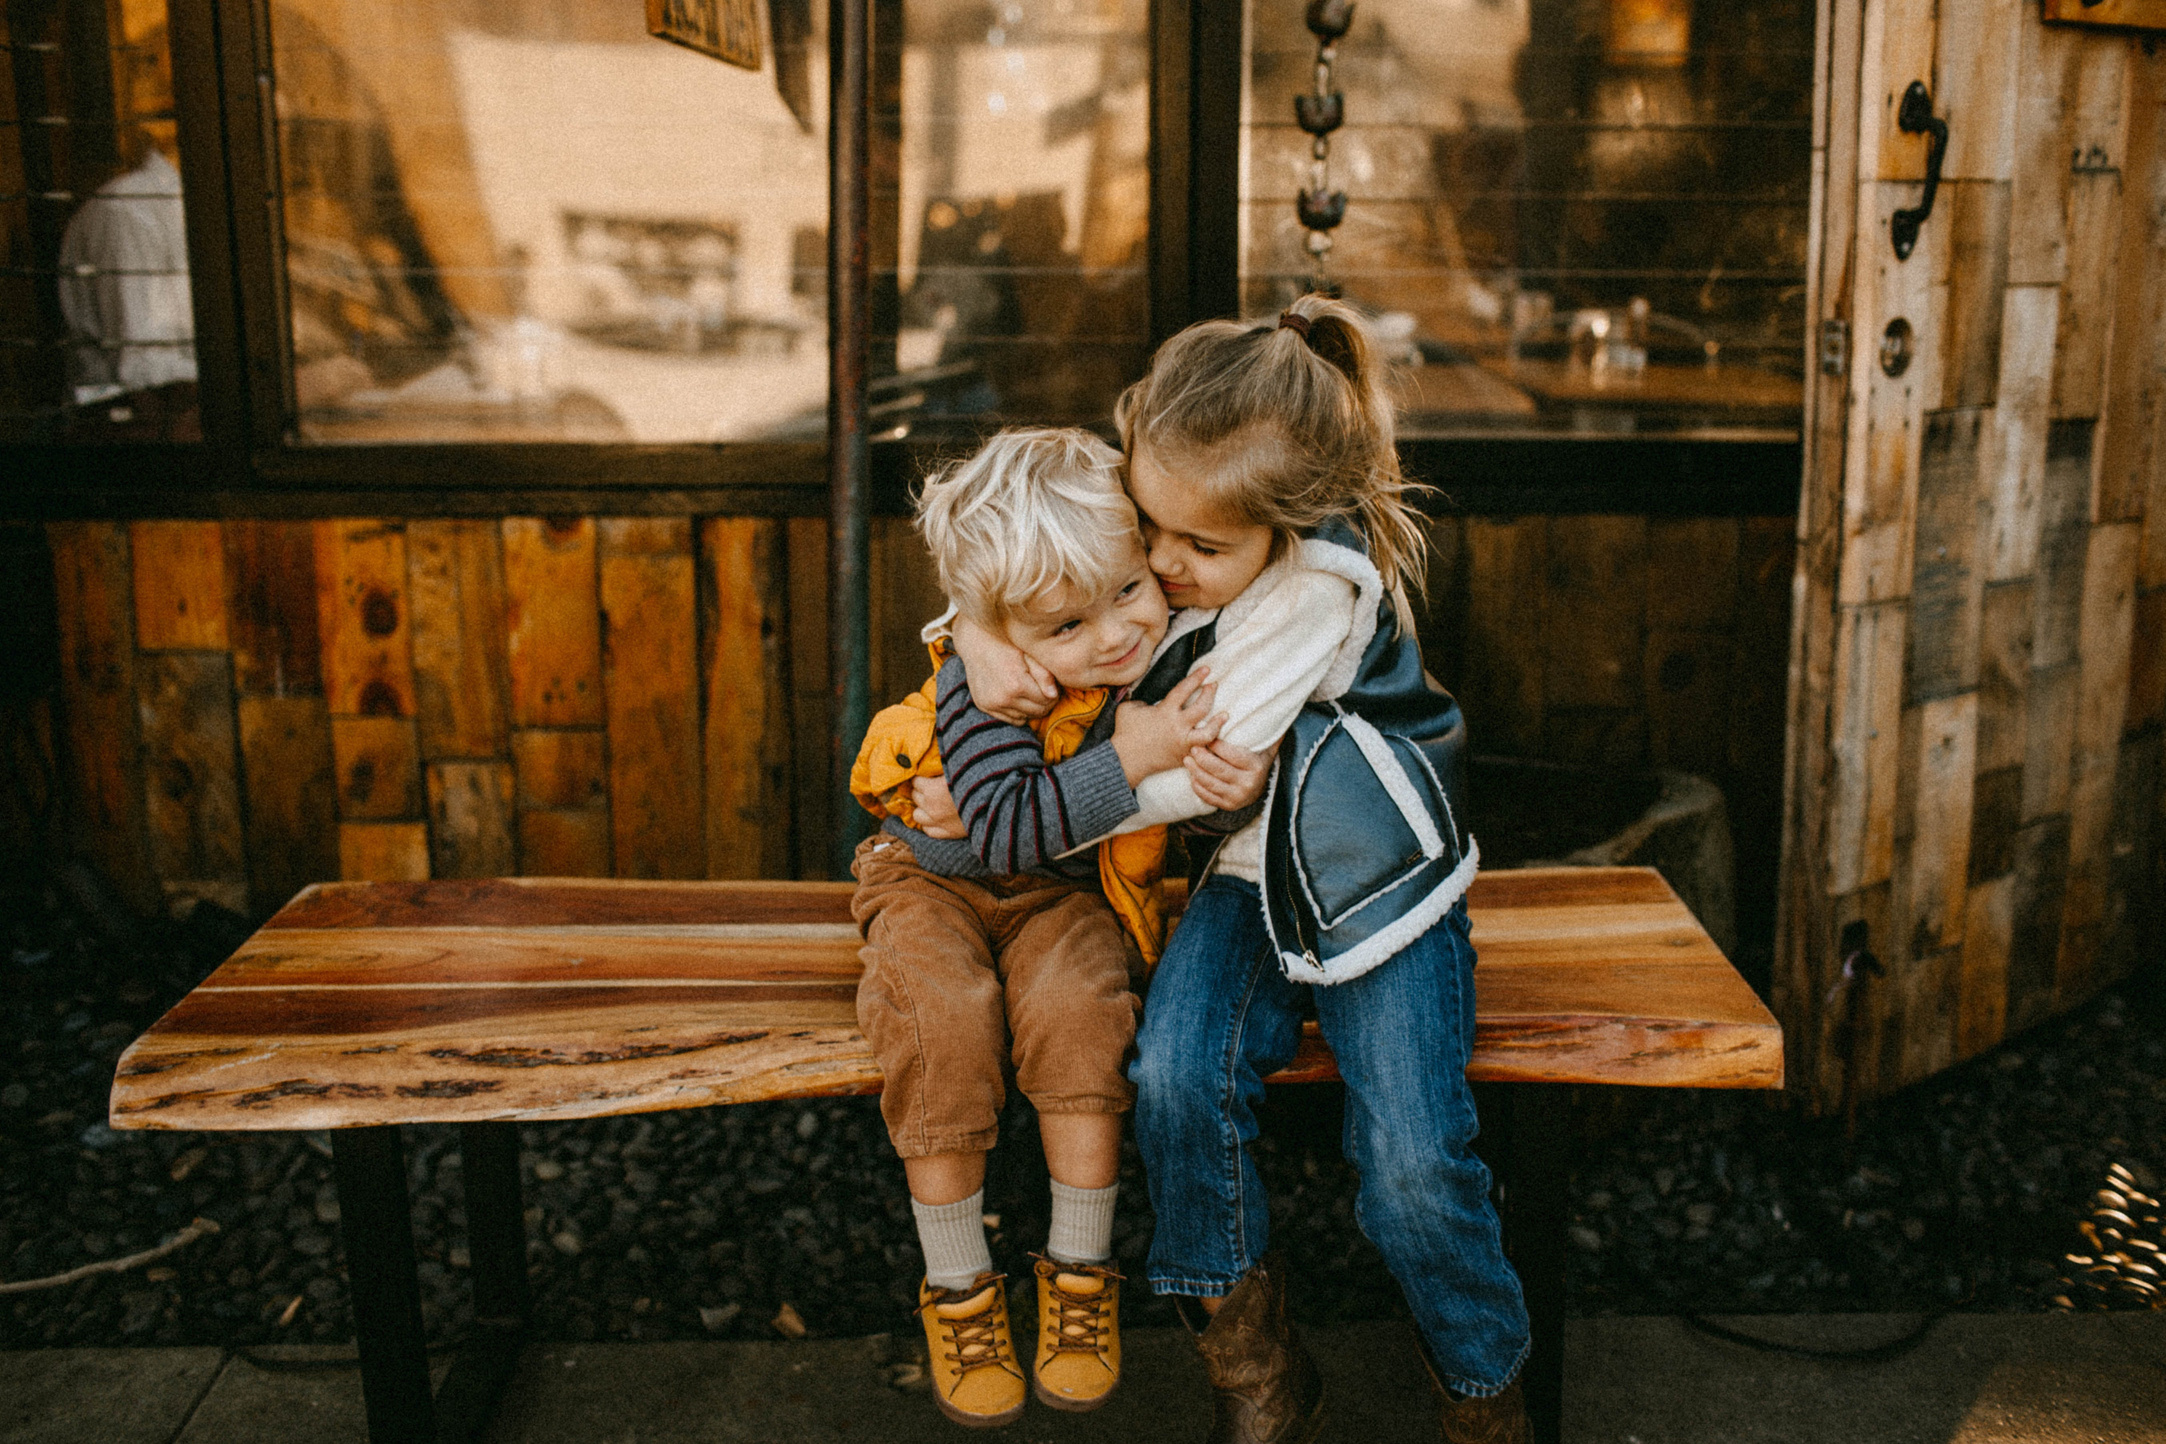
[943, 294, 1532, 1442]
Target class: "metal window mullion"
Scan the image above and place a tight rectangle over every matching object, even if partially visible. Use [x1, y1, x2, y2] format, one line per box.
[1148, 0, 1240, 341]
[206, 0, 293, 452]
[167, 0, 248, 447]
[828, 0, 873, 877]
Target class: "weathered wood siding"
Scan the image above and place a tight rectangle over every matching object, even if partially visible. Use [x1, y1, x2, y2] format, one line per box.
[48, 513, 1794, 922]
[50, 518, 792, 911]
[1780, 0, 2165, 1111]
[1423, 513, 1799, 959]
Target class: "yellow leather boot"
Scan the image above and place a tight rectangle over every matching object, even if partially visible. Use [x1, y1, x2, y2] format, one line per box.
[916, 1273, 1026, 1428]
[1031, 1255, 1122, 1411]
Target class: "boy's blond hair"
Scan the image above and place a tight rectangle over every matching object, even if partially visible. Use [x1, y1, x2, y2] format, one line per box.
[915, 427, 1141, 624]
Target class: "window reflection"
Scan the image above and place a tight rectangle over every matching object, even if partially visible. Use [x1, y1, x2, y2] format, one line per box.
[894, 0, 1152, 427]
[1, 0, 198, 441]
[275, 0, 1151, 444]
[1243, 0, 1812, 438]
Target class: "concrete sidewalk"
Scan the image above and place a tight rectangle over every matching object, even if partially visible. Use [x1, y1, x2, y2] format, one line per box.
[5, 1314, 2162, 1444]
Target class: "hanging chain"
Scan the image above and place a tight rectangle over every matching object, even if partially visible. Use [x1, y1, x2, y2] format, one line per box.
[1295, 0, 1354, 289]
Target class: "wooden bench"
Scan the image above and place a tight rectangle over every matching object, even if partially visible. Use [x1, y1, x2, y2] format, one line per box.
[109, 867, 1780, 1444]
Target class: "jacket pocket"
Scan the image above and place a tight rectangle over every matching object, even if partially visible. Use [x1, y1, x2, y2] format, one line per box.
[1286, 713, 1455, 930]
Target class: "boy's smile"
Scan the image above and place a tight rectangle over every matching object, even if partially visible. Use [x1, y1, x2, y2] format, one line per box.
[1001, 534, 1169, 690]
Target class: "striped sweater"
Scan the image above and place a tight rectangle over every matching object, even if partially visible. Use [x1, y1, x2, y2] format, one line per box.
[881, 654, 1137, 881]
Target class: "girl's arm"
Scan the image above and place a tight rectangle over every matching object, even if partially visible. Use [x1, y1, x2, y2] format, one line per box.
[947, 613, 1059, 724]
[1073, 564, 1358, 846]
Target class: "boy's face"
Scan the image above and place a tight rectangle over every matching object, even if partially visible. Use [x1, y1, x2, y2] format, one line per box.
[1001, 533, 1170, 690]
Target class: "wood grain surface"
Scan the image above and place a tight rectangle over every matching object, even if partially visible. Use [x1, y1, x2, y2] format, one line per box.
[50, 522, 159, 914]
[130, 521, 229, 652]
[109, 868, 1781, 1131]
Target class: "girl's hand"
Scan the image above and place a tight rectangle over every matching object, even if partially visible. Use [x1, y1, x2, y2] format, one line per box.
[952, 614, 1057, 723]
[1112, 668, 1221, 785]
[1184, 736, 1277, 812]
[909, 776, 966, 839]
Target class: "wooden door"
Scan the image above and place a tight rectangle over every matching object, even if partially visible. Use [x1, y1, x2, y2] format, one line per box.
[1779, 0, 2166, 1112]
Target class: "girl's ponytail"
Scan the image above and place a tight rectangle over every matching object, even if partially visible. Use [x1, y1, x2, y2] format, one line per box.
[1119, 293, 1432, 633]
[1282, 295, 1368, 396]
[1276, 295, 1430, 631]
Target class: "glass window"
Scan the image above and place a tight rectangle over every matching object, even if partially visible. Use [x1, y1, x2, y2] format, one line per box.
[2, 0, 199, 442]
[894, 0, 1152, 430]
[271, 0, 1150, 444]
[1243, 0, 1811, 438]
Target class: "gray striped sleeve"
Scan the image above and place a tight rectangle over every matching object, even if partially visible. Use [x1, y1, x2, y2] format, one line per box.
[933, 654, 1137, 875]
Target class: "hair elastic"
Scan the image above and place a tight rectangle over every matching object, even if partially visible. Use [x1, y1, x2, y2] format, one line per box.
[1277, 310, 1312, 339]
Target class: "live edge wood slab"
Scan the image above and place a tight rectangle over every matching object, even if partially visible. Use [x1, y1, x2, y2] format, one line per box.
[109, 866, 1780, 1134]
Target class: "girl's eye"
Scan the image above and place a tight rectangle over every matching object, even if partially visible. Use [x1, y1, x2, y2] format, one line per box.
[1118, 580, 1139, 598]
[1055, 620, 1080, 636]
[1193, 543, 1218, 557]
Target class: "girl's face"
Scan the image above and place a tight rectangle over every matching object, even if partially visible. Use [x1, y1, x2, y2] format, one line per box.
[1128, 444, 1277, 612]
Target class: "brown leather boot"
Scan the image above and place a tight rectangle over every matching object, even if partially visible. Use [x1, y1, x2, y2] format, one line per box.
[1419, 1345, 1531, 1444]
[1187, 1255, 1325, 1444]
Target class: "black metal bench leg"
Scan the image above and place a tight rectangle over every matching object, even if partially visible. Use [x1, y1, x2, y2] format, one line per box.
[1497, 1084, 1571, 1444]
[432, 1121, 531, 1444]
[459, 1121, 531, 1325]
[332, 1125, 437, 1444]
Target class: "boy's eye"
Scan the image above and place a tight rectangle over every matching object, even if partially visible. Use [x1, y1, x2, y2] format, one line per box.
[1118, 580, 1139, 598]
[1192, 542, 1218, 557]
[1054, 620, 1080, 636]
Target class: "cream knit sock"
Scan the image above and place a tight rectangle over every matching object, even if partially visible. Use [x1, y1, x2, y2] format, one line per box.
[1045, 1179, 1117, 1266]
[914, 1190, 994, 1292]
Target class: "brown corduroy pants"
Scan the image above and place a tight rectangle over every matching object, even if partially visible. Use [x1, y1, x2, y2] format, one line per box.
[850, 834, 1140, 1159]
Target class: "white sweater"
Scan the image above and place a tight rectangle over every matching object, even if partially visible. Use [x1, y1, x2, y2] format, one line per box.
[1081, 540, 1381, 880]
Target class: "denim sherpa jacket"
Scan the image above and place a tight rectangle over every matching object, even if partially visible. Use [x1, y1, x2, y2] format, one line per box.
[1251, 517, 1479, 984]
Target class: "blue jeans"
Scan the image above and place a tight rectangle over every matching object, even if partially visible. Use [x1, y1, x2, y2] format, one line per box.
[1131, 876, 1530, 1397]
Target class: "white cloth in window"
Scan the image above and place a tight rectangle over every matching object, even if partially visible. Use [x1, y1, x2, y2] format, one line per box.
[57, 150, 197, 403]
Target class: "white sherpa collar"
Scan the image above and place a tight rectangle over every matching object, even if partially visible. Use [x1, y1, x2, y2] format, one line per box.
[1296, 536, 1383, 701]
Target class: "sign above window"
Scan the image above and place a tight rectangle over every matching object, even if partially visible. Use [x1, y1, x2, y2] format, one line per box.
[648, 0, 765, 70]
[2041, 0, 2166, 32]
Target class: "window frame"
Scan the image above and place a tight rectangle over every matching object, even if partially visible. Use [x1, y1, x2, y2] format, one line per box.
[5, 0, 1803, 520]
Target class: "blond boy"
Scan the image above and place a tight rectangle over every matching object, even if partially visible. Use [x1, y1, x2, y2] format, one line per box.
[849, 428, 1257, 1427]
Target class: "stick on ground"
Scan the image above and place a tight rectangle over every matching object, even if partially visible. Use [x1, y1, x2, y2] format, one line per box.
[0, 1217, 221, 1294]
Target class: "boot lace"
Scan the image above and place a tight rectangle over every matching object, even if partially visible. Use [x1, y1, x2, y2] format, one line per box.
[935, 1285, 1013, 1374]
[1039, 1259, 1122, 1355]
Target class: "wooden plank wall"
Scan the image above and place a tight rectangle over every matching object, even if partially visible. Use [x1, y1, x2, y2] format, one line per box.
[1779, 0, 2165, 1112]
[47, 517, 794, 913]
[1425, 513, 1799, 962]
[48, 512, 1794, 924]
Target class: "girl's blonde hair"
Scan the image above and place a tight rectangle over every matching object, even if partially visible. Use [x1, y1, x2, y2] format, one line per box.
[915, 427, 1141, 624]
[1114, 293, 1429, 631]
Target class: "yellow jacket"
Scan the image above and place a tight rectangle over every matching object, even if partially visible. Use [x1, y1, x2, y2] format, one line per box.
[851, 649, 1170, 965]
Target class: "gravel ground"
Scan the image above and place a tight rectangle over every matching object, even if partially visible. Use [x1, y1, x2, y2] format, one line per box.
[4, 875, 2161, 1351]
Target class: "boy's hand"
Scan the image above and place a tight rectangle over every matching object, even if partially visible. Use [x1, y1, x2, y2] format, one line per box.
[908, 776, 966, 839]
[1112, 668, 1222, 786]
[1185, 736, 1277, 812]
[952, 614, 1057, 724]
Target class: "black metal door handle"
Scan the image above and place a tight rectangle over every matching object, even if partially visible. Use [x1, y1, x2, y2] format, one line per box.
[1891, 82, 1946, 259]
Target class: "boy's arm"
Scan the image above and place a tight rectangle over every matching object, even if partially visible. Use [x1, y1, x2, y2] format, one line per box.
[932, 655, 1139, 873]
